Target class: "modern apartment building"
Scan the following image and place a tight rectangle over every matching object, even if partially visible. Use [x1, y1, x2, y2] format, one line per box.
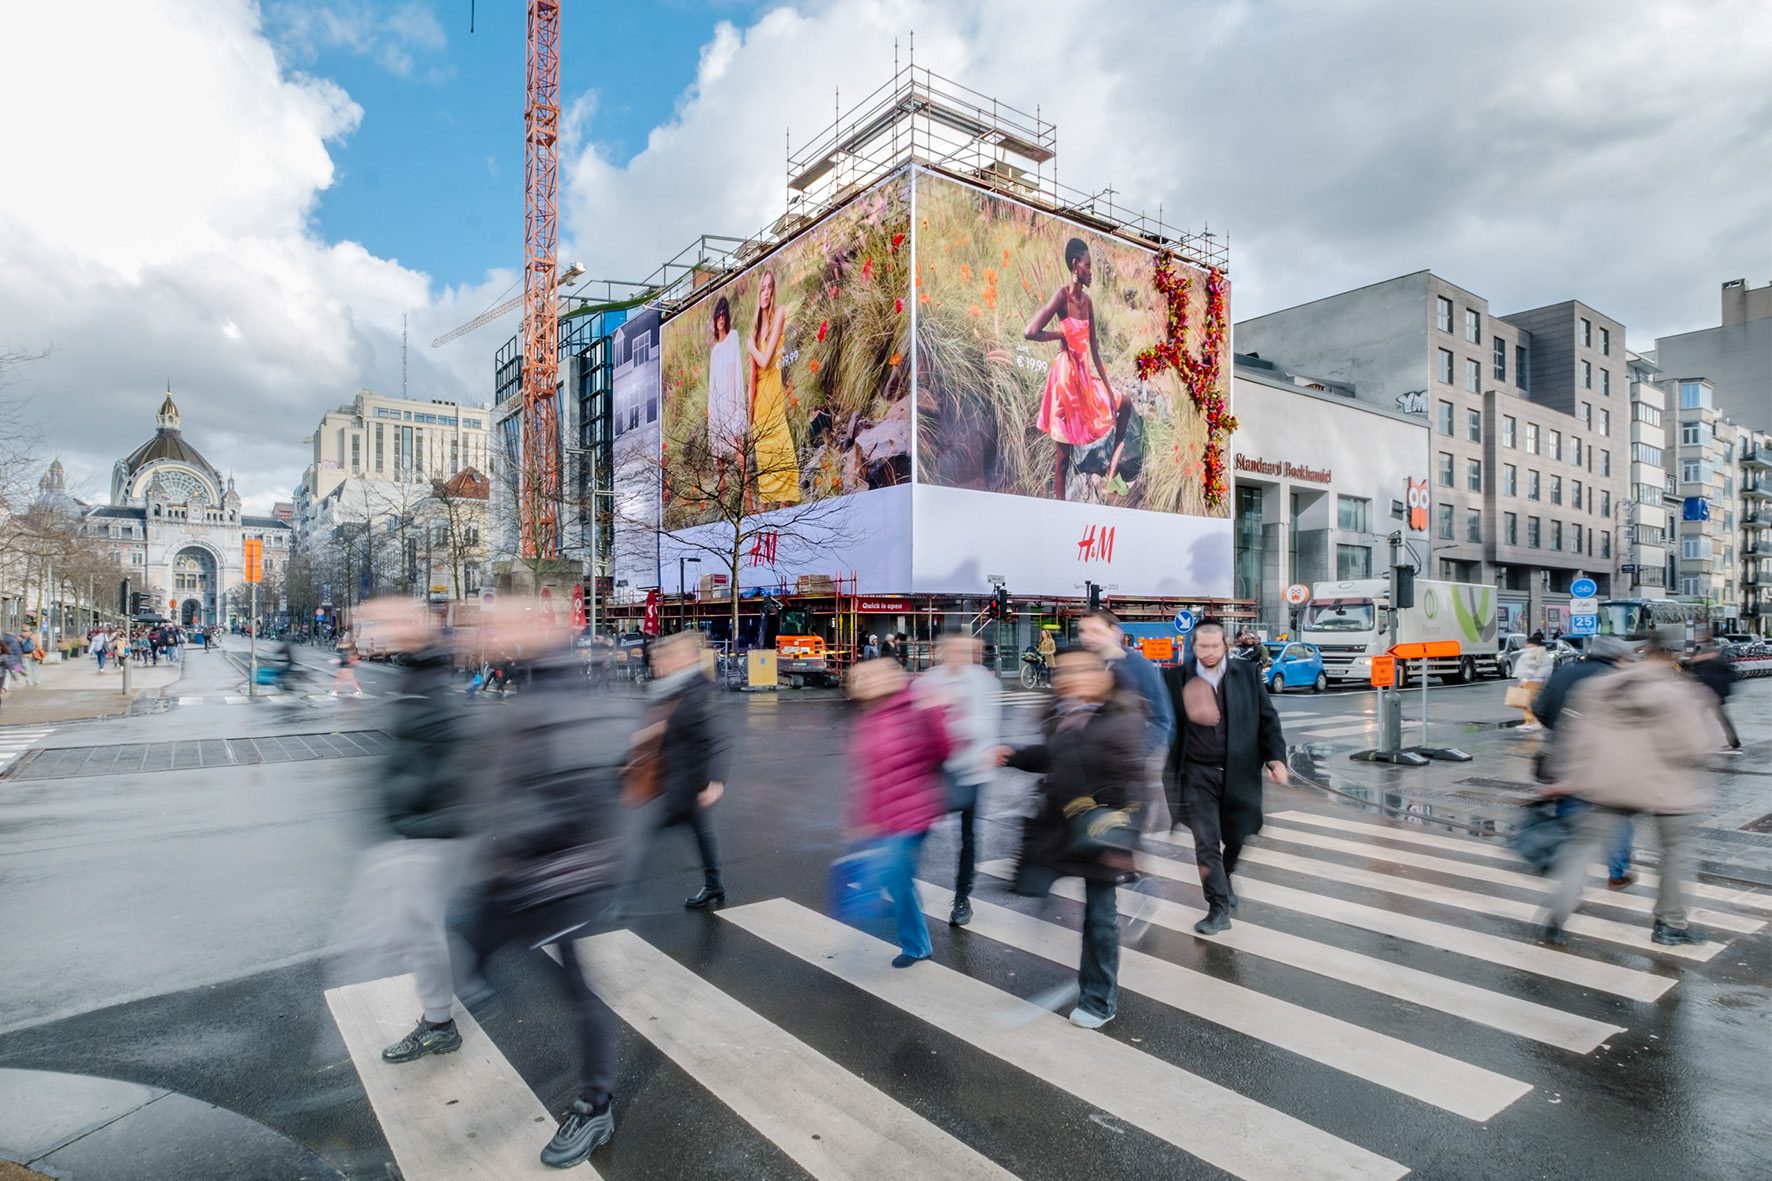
[1622, 353, 1674, 596]
[1669, 377, 1772, 634]
[1653, 278, 1772, 432]
[1236, 272, 1629, 633]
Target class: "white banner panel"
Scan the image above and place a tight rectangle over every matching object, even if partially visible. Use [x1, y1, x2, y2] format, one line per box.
[910, 485, 1232, 599]
[658, 485, 912, 595]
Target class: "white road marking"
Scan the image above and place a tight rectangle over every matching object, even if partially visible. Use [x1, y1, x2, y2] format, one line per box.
[325, 973, 590, 1179]
[969, 864, 1623, 1053]
[916, 885, 1530, 1120]
[581, 931, 1015, 1180]
[720, 898, 1409, 1181]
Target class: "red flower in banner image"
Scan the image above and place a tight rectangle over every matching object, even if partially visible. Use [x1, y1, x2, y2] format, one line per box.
[891, 232, 905, 252]
[894, 298, 904, 314]
[817, 319, 829, 342]
[959, 263, 972, 282]
[827, 284, 838, 298]
[807, 359, 820, 374]
[862, 258, 874, 280]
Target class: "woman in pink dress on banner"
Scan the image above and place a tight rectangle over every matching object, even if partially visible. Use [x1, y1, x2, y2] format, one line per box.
[1025, 237, 1130, 501]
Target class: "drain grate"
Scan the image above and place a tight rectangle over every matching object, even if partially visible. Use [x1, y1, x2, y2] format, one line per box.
[4, 730, 391, 780]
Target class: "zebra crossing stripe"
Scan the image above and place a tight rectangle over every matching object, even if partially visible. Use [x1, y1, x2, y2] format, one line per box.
[579, 931, 1016, 1180]
[969, 864, 1622, 1053]
[915, 884, 1530, 1120]
[1269, 811, 1772, 917]
[1146, 835, 1725, 963]
[1258, 824, 1764, 935]
[325, 973, 589, 1179]
[720, 898, 1409, 1181]
[1077, 855, 1674, 1002]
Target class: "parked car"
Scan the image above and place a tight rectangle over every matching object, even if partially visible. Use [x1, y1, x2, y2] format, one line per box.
[1496, 632, 1581, 678]
[1261, 641, 1327, 693]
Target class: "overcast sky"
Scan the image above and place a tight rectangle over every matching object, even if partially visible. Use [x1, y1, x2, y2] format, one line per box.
[2, 0, 1767, 510]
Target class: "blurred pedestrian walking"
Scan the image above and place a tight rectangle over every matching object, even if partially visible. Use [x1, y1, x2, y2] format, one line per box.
[847, 657, 951, 968]
[1077, 609, 1174, 827]
[1510, 632, 1554, 730]
[1532, 634, 1636, 887]
[332, 637, 364, 697]
[1164, 620, 1288, 936]
[448, 619, 635, 1168]
[1689, 635, 1741, 754]
[917, 634, 1001, 928]
[1539, 632, 1715, 947]
[625, 631, 730, 909]
[997, 645, 1145, 1029]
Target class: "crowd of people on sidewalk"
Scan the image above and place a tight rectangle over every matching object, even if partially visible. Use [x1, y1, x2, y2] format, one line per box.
[325, 593, 1748, 1171]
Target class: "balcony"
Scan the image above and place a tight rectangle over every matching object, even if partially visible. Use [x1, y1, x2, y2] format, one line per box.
[1748, 567, 1772, 588]
[1744, 481, 1772, 501]
[1744, 445, 1772, 471]
[1747, 511, 1772, 530]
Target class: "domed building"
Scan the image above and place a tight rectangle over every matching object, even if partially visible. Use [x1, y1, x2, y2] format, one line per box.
[85, 389, 293, 626]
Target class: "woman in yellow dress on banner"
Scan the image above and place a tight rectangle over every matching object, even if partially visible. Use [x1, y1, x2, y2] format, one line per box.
[745, 269, 803, 509]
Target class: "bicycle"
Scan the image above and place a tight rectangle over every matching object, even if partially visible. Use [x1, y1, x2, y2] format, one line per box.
[1019, 649, 1051, 690]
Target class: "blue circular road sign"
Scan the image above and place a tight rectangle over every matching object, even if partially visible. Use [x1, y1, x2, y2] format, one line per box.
[1173, 609, 1196, 634]
[1570, 577, 1597, 599]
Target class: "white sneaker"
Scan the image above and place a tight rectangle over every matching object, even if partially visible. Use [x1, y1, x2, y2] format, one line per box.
[1068, 1006, 1114, 1030]
[1519, 722, 1542, 732]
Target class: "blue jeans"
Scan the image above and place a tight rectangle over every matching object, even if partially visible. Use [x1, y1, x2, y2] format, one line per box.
[1554, 796, 1633, 879]
[1078, 877, 1120, 1020]
[880, 831, 931, 959]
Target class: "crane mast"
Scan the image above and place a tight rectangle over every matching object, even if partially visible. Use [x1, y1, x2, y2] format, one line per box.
[519, 0, 562, 560]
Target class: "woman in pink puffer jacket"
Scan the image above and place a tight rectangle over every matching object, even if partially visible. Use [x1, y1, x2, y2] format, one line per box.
[848, 658, 952, 967]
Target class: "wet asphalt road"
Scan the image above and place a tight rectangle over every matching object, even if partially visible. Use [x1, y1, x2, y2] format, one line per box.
[0, 641, 1768, 1180]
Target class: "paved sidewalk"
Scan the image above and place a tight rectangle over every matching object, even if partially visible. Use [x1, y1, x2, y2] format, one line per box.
[0, 653, 187, 727]
[1296, 678, 1772, 886]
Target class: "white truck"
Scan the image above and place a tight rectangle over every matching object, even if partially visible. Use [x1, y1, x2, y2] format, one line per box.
[1300, 578, 1499, 685]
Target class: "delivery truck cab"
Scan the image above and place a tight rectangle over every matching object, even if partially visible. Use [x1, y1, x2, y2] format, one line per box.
[1300, 578, 1498, 685]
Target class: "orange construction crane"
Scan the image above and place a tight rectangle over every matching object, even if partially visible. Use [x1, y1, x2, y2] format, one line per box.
[519, 0, 562, 560]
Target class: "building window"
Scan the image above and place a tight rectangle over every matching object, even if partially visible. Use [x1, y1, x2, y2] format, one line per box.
[1436, 296, 1453, 333]
[1681, 576, 1699, 596]
[1550, 475, 1563, 505]
[1681, 459, 1702, 483]
[1467, 408, 1482, 441]
[1466, 509, 1482, 542]
[1551, 521, 1563, 550]
[1467, 459, 1482, 491]
[1515, 345, 1529, 390]
[350, 435, 361, 471]
[1438, 400, 1454, 434]
[1601, 490, 1611, 517]
[1572, 479, 1583, 509]
[1528, 469, 1541, 500]
[375, 423, 384, 472]
[1525, 422, 1539, 454]
[1579, 403, 1592, 428]
[1631, 442, 1663, 466]
[1437, 504, 1454, 539]
[1336, 544, 1372, 579]
[1572, 438, 1583, 467]
[1581, 360, 1592, 389]
[1465, 358, 1481, 392]
[1437, 349, 1454, 385]
[1548, 430, 1562, 461]
[1337, 495, 1371, 533]
[1599, 326, 1610, 356]
[1600, 408, 1610, 437]
[1573, 525, 1583, 554]
[1502, 415, 1516, 448]
[1601, 369, 1611, 396]
[1504, 512, 1518, 545]
[1528, 516, 1541, 547]
[1503, 463, 1518, 495]
[1680, 423, 1701, 446]
[1679, 381, 1703, 409]
[1464, 308, 1480, 343]
[1580, 318, 1592, 347]
[1681, 536, 1702, 560]
[1492, 336, 1506, 380]
[1438, 451, 1454, 487]
[1633, 401, 1662, 427]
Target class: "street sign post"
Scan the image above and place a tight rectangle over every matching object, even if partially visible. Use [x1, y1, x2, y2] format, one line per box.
[1568, 614, 1599, 636]
[244, 538, 263, 696]
[1172, 609, 1195, 634]
[1570, 577, 1598, 599]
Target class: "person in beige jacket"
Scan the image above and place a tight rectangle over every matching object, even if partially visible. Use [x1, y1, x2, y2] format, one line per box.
[1539, 635, 1716, 947]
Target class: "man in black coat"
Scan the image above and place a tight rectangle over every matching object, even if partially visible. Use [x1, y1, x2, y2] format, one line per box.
[640, 631, 731, 908]
[1164, 619, 1288, 935]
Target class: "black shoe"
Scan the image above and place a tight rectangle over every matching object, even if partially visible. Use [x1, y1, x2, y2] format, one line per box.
[685, 885, 726, 909]
[1539, 924, 1569, 947]
[540, 1098, 614, 1169]
[949, 898, 973, 927]
[381, 1018, 461, 1063]
[1651, 921, 1708, 946]
[1193, 908, 1231, 936]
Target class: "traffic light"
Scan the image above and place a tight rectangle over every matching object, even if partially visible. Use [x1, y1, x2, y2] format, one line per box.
[1392, 565, 1416, 610]
[118, 579, 131, 616]
[994, 586, 1011, 621]
[131, 592, 153, 617]
[1086, 581, 1102, 611]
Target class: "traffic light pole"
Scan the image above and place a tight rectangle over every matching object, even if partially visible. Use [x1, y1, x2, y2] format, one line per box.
[249, 582, 258, 698]
[120, 578, 132, 698]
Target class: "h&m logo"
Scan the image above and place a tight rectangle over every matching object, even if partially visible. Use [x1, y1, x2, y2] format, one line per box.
[1076, 524, 1116, 564]
[746, 531, 779, 568]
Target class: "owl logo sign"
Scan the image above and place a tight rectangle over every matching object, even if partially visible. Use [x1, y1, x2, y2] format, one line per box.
[1406, 478, 1430, 532]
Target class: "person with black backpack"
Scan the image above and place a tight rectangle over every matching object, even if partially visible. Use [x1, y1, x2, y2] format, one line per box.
[1689, 635, 1741, 754]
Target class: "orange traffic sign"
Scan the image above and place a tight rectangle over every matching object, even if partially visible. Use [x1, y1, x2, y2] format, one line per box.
[1390, 640, 1460, 659]
[243, 537, 263, 584]
[1370, 654, 1398, 687]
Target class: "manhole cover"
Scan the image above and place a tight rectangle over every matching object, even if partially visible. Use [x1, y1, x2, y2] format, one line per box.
[4, 730, 390, 780]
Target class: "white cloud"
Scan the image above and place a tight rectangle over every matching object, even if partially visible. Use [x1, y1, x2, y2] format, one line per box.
[560, 0, 1772, 348]
[0, 0, 496, 513]
[269, 0, 449, 80]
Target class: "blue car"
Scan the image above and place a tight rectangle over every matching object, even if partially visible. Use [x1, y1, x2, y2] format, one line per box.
[1261, 641, 1327, 694]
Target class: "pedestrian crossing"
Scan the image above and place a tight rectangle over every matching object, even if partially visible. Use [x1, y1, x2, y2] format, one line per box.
[0, 727, 55, 775]
[325, 805, 1768, 1180]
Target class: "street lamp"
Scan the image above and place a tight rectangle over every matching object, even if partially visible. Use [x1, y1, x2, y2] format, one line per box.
[679, 556, 700, 631]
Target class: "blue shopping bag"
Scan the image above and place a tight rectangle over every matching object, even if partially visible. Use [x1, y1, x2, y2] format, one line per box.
[826, 841, 893, 924]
